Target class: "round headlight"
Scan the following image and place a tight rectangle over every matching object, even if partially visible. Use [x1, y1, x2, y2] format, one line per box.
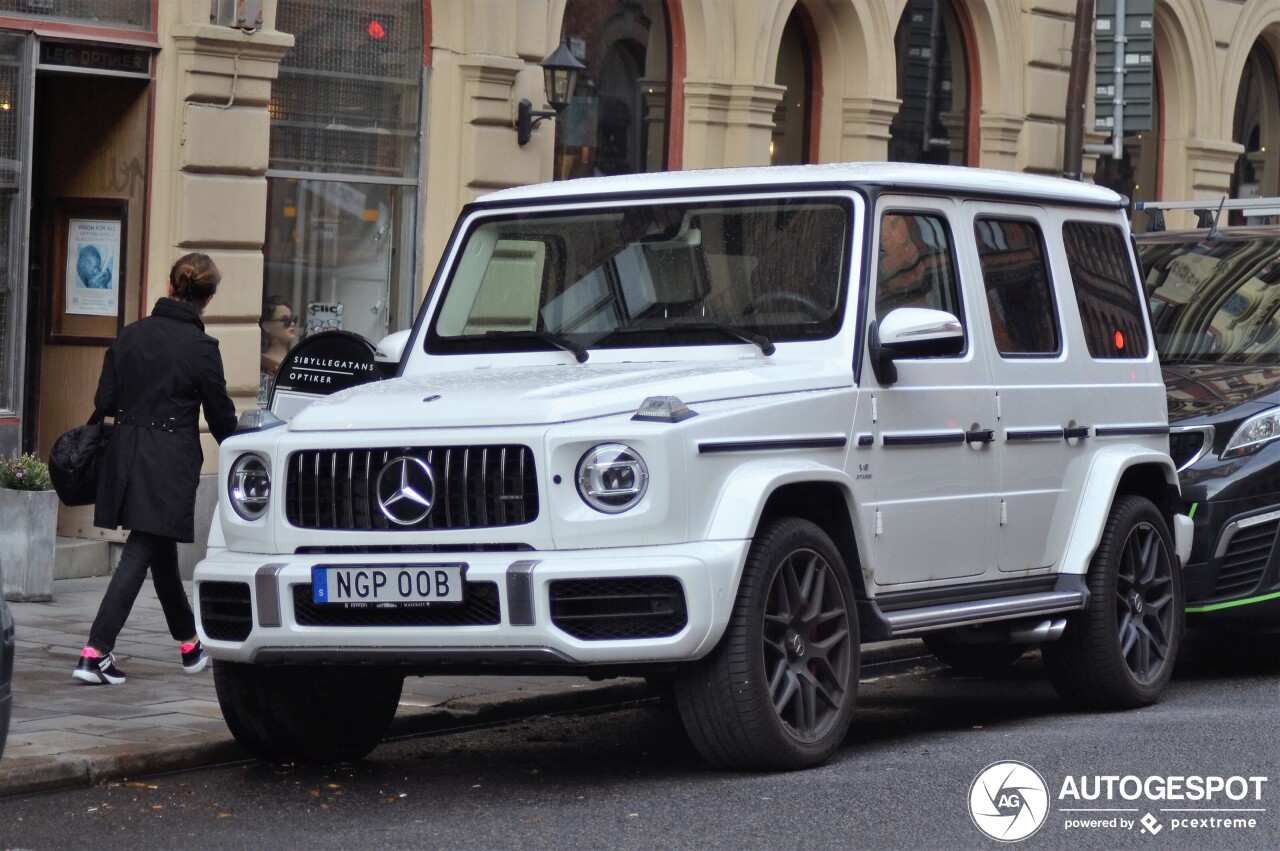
[576, 443, 648, 514]
[229, 453, 271, 521]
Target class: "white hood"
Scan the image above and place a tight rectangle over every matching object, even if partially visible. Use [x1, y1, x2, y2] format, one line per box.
[286, 360, 847, 431]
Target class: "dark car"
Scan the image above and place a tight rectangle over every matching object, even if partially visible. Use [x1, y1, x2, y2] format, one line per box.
[0, 593, 12, 760]
[1139, 211, 1280, 627]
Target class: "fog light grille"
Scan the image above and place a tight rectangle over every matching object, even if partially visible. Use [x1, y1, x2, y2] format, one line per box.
[549, 577, 687, 640]
[199, 581, 253, 642]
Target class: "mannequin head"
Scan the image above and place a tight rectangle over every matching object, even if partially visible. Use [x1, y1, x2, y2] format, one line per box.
[260, 295, 296, 351]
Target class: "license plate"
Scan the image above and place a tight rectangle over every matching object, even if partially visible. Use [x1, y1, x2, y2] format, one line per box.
[311, 564, 465, 606]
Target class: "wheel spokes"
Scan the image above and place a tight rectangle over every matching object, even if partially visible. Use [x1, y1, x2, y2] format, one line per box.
[1116, 522, 1174, 682]
[763, 547, 853, 740]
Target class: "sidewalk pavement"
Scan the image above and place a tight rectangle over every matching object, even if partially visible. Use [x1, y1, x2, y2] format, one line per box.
[0, 576, 929, 799]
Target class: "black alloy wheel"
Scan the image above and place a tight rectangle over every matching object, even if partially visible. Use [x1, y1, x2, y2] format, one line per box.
[1114, 511, 1178, 684]
[1044, 494, 1183, 708]
[763, 541, 855, 741]
[674, 518, 859, 770]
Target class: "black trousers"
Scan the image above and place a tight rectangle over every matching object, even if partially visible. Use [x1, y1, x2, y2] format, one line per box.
[88, 530, 196, 654]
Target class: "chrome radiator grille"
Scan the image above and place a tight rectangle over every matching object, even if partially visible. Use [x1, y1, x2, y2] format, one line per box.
[285, 446, 538, 531]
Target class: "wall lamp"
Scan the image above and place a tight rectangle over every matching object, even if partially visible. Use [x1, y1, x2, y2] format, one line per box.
[517, 39, 585, 146]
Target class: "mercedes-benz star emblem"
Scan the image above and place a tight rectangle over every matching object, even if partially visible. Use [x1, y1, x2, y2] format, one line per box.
[376, 455, 436, 526]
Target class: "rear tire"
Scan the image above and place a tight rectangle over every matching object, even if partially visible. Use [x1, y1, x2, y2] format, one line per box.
[923, 633, 1028, 674]
[674, 518, 859, 770]
[1043, 495, 1183, 708]
[214, 660, 403, 764]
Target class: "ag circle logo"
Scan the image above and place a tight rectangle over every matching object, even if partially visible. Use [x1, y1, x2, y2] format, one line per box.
[969, 760, 1050, 842]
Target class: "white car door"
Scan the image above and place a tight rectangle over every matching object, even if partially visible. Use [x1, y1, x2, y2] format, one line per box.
[861, 199, 1000, 586]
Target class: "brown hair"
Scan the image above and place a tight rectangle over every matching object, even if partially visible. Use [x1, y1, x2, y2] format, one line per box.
[169, 252, 221, 303]
[259, 293, 291, 326]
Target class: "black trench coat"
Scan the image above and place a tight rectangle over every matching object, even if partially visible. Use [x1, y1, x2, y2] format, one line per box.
[93, 297, 239, 542]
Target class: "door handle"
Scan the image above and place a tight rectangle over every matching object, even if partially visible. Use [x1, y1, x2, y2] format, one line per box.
[1064, 426, 1091, 440]
[965, 428, 995, 444]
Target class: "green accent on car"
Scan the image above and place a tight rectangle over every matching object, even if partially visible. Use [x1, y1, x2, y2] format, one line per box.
[1186, 591, 1280, 613]
[1188, 502, 1197, 519]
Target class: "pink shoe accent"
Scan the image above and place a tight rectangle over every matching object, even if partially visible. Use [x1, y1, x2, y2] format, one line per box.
[81, 646, 103, 659]
[180, 642, 199, 654]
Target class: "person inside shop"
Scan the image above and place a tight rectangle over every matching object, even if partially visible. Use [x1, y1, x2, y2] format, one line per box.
[259, 294, 297, 377]
[258, 294, 296, 408]
[73, 252, 239, 685]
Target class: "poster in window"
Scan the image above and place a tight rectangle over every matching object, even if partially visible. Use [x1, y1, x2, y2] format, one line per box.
[65, 218, 121, 317]
[48, 198, 128, 344]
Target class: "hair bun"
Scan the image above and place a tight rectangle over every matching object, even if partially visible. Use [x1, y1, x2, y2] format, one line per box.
[169, 252, 221, 302]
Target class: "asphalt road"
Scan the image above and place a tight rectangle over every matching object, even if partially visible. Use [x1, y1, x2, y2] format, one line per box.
[2, 629, 1278, 851]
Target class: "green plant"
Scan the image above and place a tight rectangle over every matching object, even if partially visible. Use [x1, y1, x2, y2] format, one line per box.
[0, 452, 52, 491]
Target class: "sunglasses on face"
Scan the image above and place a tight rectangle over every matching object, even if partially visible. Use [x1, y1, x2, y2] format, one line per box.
[270, 315, 297, 327]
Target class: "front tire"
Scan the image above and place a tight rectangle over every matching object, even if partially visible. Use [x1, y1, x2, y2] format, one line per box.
[214, 661, 403, 764]
[1043, 494, 1183, 708]
[674, 518, 860, 770]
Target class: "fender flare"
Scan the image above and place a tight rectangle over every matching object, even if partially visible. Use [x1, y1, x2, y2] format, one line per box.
[704, 459, 856, 542]
[1059, 445, 1181, 575]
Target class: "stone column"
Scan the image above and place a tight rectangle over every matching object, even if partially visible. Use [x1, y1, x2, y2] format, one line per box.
[152, 21, 293, 412]
[1163, 139, 1244, 228]
[838, 96, 899, 163]
[682, 80, 785, 169]
[421, 51, 528, 279]
[979, 112, 1024, 171]
[148, 14, 291, 574]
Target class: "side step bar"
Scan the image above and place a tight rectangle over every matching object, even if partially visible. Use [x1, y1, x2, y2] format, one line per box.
[882, 590, 1086, 637]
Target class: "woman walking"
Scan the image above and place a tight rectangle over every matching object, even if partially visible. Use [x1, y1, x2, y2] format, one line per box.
[73, 253, 239, 685]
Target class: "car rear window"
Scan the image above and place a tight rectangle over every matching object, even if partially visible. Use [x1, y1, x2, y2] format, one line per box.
[1062, 221, 1149, 359]
[1141, 234, 1280, 364]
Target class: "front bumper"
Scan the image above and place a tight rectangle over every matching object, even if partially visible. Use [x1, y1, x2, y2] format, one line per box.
[194, 540, 751, 667]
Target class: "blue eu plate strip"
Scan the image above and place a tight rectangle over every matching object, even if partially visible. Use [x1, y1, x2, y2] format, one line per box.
[312, 567, 328, 602]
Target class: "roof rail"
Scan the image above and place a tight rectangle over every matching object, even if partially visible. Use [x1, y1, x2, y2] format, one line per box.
[1135, 197, 1280, 233]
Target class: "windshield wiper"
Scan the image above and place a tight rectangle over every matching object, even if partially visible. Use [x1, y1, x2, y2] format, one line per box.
[670, 321, 775, 356]
[484, 330, 589, 363]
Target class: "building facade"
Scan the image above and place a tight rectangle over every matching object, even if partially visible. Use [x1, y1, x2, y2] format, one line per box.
[0, 0, 1275, 555]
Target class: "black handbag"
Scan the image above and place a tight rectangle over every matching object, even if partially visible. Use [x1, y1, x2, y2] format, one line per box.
[49, 410, 113, 507]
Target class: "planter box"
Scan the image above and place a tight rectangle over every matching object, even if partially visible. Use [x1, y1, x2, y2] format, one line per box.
[1, 488, 58, 602]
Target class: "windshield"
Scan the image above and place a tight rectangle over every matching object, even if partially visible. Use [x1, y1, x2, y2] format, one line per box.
[426, 197, 851, 356]
[1142, 235, 1280, 364]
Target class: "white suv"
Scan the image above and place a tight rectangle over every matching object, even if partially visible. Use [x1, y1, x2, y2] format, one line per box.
[196, 163, 1192, 770]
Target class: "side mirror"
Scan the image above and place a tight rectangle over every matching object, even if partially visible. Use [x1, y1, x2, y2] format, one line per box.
[374, 329, 411, 376]
[869, 307, 964, 386]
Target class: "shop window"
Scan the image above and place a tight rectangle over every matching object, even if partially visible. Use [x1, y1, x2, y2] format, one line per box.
[0, 34, 25, 416]
[556, 0, 671, 180]
[0, 0, 148, 29]
[262, 0, 423, 404]
[888, 0, 969, 166]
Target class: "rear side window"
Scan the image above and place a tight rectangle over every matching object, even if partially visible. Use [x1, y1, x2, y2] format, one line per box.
[1062, 221, 1149, 359]
[975, 218, 1059, 355]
